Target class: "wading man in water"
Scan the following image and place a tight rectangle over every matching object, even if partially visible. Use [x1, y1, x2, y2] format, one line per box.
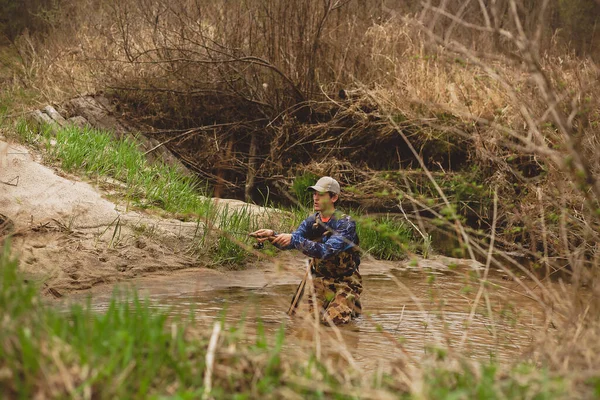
[250, 176, 362, 325]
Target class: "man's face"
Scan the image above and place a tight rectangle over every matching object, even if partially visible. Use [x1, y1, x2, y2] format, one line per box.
[313, 191, 337, 213]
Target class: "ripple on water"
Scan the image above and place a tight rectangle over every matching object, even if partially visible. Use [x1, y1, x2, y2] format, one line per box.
[68, 270, 541, 370]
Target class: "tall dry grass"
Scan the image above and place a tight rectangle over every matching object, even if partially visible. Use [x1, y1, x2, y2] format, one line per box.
[372, 2, 600, 391]
[8, 0, 596, 113]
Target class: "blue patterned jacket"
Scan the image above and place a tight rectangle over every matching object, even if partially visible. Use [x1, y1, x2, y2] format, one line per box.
[277, 211, 361, 275]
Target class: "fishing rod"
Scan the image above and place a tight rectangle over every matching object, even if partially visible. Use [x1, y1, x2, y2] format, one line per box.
[287, 260, 310, 316]
[196, 225, 271, 250]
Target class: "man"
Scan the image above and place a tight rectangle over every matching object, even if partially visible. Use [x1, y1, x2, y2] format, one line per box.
[251, 176, 362, 325]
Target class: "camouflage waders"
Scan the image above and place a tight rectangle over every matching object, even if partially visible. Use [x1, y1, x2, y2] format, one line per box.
[308, 247, 363, 325]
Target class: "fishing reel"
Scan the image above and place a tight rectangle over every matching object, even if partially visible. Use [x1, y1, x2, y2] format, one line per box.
[249, 232, 265, 250]
[249, 232, 277, 250]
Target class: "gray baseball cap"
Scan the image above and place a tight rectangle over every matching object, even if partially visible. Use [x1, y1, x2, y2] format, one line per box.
[308, 176, 341, 194]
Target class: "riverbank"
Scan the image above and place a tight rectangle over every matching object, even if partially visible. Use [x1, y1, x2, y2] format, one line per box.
[0, 136, 281, 295]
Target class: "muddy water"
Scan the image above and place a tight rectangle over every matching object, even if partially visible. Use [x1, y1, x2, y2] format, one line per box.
[67, 256, 544, 371]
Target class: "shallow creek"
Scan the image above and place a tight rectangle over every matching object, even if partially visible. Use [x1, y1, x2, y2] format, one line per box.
[64, 255, 545, 371]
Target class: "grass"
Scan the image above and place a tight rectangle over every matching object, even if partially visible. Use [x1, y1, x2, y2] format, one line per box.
[17, 122, 211, 216]
[354, 214, 416, 260]
[291, 172, 319, 209]
[200, 204, 260, 267]
[0, 243, 205, 398]
[0, 46, 41, 114]
[423, 359, 565, 399]
[0, 242, 571, 398]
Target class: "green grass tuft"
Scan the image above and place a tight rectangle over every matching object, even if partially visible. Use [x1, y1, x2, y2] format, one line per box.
[45, 124, 210, 216]
[291, 172, 319, 209]
[202, 205, 258, 267]
[355, 214, 415, 260]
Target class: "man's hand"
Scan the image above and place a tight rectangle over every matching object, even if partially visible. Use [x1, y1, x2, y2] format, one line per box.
[271, 233, 292, 247]
[249, 229, 275, 243]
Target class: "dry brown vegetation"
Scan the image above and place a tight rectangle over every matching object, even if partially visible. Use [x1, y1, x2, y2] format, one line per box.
[2, 0, 600, 395]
